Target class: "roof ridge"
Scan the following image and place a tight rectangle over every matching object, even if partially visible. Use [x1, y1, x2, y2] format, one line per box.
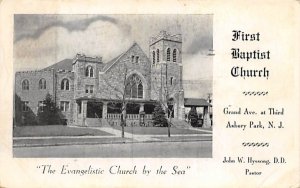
[102, 42, 139, 73]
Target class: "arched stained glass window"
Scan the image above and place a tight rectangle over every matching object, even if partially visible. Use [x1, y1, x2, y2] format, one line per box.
[125, 74, 143, 99]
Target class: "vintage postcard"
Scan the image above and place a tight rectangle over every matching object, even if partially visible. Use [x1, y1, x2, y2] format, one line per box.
[12, 14, 213, 158]
[0, 0, 299, 187]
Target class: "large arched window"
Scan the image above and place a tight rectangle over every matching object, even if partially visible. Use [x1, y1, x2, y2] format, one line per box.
[39, 78, 46, 89]
[156, 49, 160, 62]
[166, 48, 171, 61]
[173, 49, 177, 62]
[125, 74, 143, 99]
[22, 79, 29, 90]
[61, 79, 69, 90]
[85, 66, 94, 77]
[152, 51, 155, 65]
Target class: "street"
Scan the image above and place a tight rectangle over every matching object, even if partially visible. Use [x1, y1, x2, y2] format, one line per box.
[14, 141, 212, 158]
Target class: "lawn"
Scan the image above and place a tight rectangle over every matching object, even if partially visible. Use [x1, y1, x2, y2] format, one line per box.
[13, 125, 113, 137]
[113, 126, 210, 135]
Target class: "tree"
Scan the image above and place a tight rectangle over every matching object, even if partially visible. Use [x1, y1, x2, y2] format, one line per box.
[101, 63, 140, 138]
[188, 107, 198, 127]
[151, 61, 182, 137]
[37, 93, 62, 125]
[152, 104, 168, 127]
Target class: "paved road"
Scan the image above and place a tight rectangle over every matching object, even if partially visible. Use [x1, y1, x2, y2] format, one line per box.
[14, 141, 212, 158]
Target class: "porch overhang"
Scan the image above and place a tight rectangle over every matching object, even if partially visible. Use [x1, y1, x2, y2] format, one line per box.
[75, 96, 158, 104]
[184, 98, 212, 107]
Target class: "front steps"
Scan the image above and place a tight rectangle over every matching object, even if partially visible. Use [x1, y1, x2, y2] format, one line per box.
[169, 118, 191, 128]
[85, 118, 102, 127]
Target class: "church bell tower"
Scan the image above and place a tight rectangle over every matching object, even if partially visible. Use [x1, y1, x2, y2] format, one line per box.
[149, 31, 184, 120]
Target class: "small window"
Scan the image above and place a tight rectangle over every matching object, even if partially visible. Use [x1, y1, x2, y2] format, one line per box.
[85, 85, 94, 94]
[22, 101, 29, 112]
[135, 56, 139, 64]
[61, 79, 70, 90]
[167, 48, 171, 61]
[85, 66, 94, 77]
[78, 103, 82, 114]
[131, 55, 135, 63]
[22, 79, 29, 90]
[170, 77, 175, 86]
[157, 49, 160, 62]
[38, 101, 46, 112]
[152, 51, 155, 65]
[60, 101, 70, 112]
[90, 67, 94, 77]
[173, 49, 177, 62]
[39, 78, 46, 90]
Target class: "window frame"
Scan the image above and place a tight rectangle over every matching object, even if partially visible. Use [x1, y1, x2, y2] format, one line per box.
[173, 49, 177, 62]
[38, 101, 46, 112]
[85, 85, 94, 94]
[170, 77, 174, 86]
[38, 78, 46, 90]
[22, 79, 29, 90]
[22, 101, 29, 112]
[135, 56, 139, 64]
[152, 51, 155, 65]
[166, 48, 171, 61]
[125, 74, 143, 99]
[85, 66, 94, 78]
[61, 78, 70, 90]
[60, 101, 70, 112]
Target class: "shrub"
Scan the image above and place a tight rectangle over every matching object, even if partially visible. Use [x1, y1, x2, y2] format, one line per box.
[152, 104, 168, 127]
[188, 107, 199, 127]
[37, 93, 63, 125]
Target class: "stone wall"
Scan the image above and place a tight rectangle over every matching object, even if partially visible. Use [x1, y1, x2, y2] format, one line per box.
[14, 32, 186, 126]
[149, 31, 184, 119]
[56, 71, 75, 125]
[98, 43, 152, 101]
[14, 69, 55, 125]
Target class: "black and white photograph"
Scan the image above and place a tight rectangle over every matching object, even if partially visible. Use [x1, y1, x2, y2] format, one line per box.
[1, 1, 299, 187]
[13, 14, 213, 158]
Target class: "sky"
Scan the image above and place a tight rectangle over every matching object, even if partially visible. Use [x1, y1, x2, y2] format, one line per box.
[14, 14, 213, 98]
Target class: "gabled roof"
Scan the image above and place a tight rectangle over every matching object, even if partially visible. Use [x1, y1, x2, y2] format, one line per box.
[41, 42, 147, 73]
[184, 98, 212, 107]
[42, 59, 73, 71]
[102, 53, 124, 72]
[102, 42, 147, 73]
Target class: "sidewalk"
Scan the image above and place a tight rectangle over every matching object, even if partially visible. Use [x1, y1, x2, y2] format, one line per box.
[13, 126, 212, 147]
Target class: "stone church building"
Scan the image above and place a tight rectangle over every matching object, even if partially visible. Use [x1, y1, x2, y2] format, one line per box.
[14, 31, 211, 127]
